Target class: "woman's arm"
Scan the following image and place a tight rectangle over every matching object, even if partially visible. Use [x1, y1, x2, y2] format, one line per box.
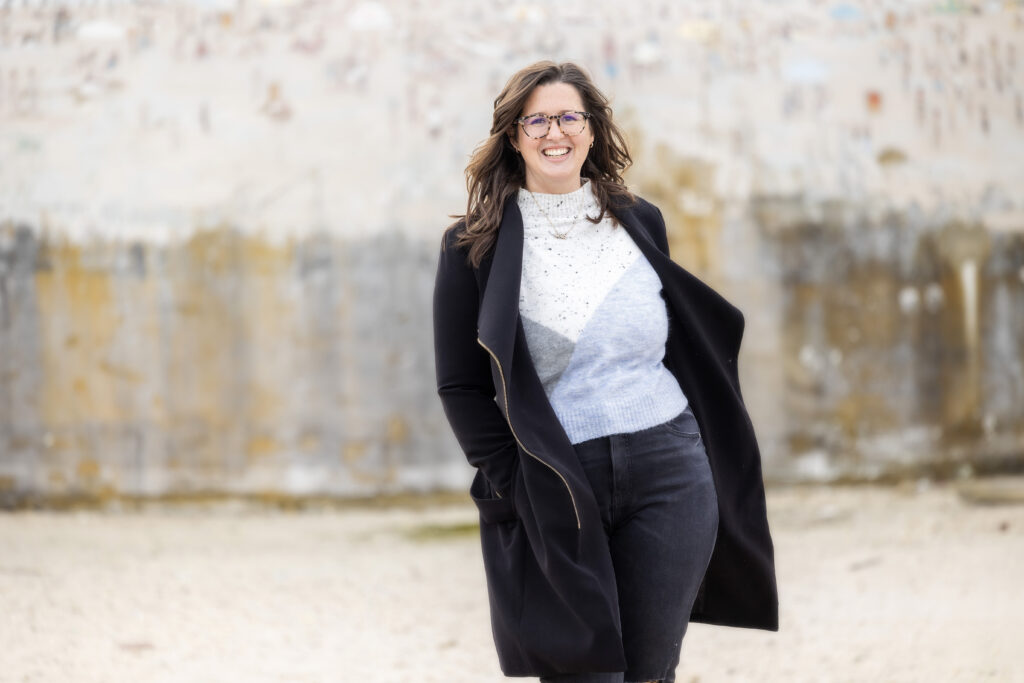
[432, 227, 519, 498]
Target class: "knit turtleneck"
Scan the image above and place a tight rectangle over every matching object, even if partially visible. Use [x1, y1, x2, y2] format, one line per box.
[517, 179, 598, 237]
[514, 180, 688, 445]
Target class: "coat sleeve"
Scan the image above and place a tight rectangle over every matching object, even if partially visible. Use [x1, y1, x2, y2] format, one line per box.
[432, 227, 519, 498]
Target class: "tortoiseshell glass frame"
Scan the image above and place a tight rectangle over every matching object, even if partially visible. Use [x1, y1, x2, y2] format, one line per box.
[513, 111, 592, 138]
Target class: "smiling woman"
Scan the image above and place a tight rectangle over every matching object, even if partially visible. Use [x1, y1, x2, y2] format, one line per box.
[511, 83, 595, 194]
[433, 61, 778, 683]
[446, 62, 635, 269]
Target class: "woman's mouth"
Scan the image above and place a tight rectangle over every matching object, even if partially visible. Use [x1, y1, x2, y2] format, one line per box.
[542, 147, 571, 157]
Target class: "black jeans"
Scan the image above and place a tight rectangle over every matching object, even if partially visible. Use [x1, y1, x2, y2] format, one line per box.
[540, 404, 719, 683]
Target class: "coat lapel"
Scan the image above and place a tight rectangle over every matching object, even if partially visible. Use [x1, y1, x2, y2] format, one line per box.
[476, 198, 524, 388]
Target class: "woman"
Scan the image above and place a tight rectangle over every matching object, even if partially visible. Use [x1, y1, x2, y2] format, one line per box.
[432, 61, 778, 683]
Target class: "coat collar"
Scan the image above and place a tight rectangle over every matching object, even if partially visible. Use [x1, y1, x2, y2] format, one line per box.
[476, 194, 667, 373]
[477, 198, 524, 367]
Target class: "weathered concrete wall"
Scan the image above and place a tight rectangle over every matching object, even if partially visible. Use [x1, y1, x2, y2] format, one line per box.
[3, 204, 1021, 501]
[0, 225, 459, 500]
[748, 200, 1024, 480]
[2, 1, 1023, 501]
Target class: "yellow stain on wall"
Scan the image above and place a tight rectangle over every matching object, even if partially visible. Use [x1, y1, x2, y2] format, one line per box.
[343, 441, 367, 464]
[30, 228, 312, 478]
[246, 434, 279, 460]
[76, 457, 100, 480]
[834, 264, 901, 349]
[341, 440, 396, 485]
[238, 233, 295, 425]
[164, 229, 235, 471]
[23, 227, 437, 493]
[386, 415, 409, 444]
[631, 143, 723, 285]
[99, 359, 145, 383]
[35, 242, 122, 423]
[166, 229, 297, 435]
[165, 230, 260, 438]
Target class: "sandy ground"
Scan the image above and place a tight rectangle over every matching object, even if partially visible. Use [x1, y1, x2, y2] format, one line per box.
[1, 482, 1023, 683]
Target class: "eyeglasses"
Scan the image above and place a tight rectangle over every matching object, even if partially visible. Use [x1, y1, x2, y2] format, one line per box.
[514, 111, 592, 138]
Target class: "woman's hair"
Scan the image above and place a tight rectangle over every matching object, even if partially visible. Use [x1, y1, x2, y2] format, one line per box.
[451, 61, 634, 267]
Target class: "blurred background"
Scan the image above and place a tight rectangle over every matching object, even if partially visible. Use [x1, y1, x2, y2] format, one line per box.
[2, 2, 1024, 682]
[1, 0, 1023, 501]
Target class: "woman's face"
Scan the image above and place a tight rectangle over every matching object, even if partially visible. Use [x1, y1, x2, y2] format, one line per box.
[514, 81, 594, 195]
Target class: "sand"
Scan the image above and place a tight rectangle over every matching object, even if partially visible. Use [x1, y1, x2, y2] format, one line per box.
[1, 482, 1022, 683]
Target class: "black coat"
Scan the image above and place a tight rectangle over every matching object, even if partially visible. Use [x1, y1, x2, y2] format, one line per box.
[433, 194, 778, 677]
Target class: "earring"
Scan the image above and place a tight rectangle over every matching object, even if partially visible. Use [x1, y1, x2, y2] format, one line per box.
[589, 142, 594, 149]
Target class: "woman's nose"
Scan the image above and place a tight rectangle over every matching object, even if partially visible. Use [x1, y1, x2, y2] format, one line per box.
[545, 118, 566, 140]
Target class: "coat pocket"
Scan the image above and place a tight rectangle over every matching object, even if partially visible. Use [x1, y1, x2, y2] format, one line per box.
[469, 467, 517, 523]
[469, 467, 531, 674]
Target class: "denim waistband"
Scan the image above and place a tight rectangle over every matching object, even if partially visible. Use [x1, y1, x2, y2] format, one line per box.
[574, 402, 698, 445]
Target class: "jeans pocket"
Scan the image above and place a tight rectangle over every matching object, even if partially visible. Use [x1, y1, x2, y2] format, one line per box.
[661, 406, 701, 439]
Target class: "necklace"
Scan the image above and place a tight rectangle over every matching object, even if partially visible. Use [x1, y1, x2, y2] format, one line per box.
[527, 181, 588, 239]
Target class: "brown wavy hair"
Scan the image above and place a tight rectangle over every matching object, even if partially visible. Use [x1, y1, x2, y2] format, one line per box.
[451, 61, 634, 267]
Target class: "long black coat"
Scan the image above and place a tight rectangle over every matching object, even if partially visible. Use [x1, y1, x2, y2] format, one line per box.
[432, 194, 778, 677]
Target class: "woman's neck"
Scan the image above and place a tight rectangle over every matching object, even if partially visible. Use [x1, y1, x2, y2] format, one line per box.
[524, 175, 584, 195]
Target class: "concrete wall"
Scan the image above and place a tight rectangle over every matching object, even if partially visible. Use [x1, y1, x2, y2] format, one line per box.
[2, 1, 1023, 502]
[0, 226, 457, 500]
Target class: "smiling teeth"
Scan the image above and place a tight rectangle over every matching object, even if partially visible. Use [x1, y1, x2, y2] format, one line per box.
[543, 148, 570, 157]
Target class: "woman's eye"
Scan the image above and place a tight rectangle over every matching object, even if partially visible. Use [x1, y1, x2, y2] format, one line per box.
[526, 117, 547, 126]
[561, 113, 581, 123]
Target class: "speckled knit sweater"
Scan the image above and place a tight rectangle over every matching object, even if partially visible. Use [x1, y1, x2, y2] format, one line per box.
[516, 180, 688, 444]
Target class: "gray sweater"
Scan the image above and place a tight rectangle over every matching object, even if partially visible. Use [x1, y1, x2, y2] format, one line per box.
[517, 181, 688, 444]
